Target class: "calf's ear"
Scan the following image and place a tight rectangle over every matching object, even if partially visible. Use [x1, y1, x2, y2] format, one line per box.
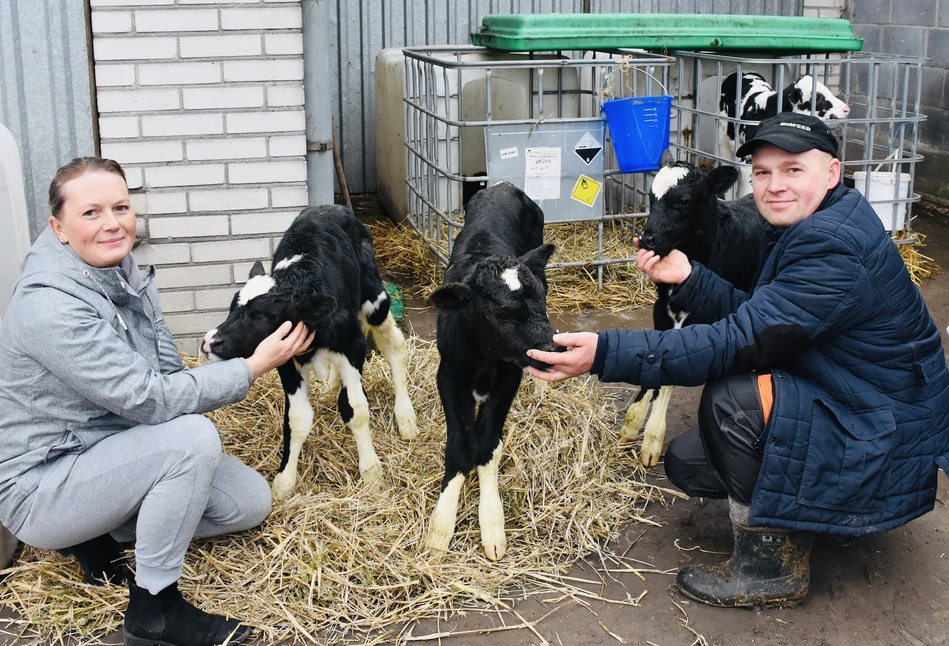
[295, 293, 337, 323]
[659, 148, 675, 168]
[249, 260, 267, 279]
[708, 165, 740, 196]
[784, 84, 804, 108]
[518, 243, 556, 279]
[428, 282, 473, 311]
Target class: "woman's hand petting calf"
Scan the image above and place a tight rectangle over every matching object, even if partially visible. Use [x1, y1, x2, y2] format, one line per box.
[246, 321, 315, 380]
[527, 332, 599, 382]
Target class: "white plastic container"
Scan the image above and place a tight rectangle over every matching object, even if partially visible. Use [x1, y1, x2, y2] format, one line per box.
[375, 48, 581, 222]
[853, 170, 911, 232]
[1, 123, 32, 319]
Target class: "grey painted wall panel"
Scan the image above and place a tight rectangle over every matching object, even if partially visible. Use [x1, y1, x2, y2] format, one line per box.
[332, 0, 802, 194]
[0, 0, 96, 240]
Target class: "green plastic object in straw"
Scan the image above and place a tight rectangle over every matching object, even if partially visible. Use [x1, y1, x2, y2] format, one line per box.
[385, 281, 404, 325]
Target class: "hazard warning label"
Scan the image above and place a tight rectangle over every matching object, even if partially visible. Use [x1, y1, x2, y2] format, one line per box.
[574, 132, 603, 165]
[571, 174, 602, 207]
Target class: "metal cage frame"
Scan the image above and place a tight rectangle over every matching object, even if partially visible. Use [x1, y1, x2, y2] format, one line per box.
[668, 50, 927, 240]
[401, 46, 928, 292]
[402, 45, 674, 287]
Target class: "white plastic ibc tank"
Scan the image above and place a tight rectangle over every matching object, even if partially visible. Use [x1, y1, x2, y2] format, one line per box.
[0, 121, 28, 567]
[374, 48, 581, 221]
[0, 123, 31, 319]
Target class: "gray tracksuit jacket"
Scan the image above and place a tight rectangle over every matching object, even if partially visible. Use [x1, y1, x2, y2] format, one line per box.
[0, 228, 253, 534]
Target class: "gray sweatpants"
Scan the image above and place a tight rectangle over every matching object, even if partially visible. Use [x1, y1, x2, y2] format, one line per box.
[14, 414, 271, 594]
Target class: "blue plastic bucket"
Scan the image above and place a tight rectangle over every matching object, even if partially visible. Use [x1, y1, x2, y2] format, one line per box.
[601, 95, 672, 173]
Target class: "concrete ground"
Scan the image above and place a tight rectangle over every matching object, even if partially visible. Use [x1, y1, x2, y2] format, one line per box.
[396, 202, 949, 646]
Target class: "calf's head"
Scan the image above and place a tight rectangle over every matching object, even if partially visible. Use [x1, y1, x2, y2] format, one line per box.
[202, 261, 336, 361]
[784, 75, 850, 120]
[640, 162, 739, 258]
[430, 244, 560, 369]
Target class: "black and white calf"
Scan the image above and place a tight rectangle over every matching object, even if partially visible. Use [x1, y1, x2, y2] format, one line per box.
[425, 182, 559, 561]
[719, 72, 850, 194]
[719, 72, 850, 159]
[202, 205, 417, 499]
[624, 162, 765, 466]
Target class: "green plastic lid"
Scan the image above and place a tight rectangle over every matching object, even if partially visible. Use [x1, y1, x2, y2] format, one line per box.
[472, 13, 864, 53]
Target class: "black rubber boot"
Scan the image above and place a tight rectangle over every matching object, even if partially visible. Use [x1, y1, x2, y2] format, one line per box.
[676, 499, 812, 609]
[123, 580, 251, 646]
[57, 534, 129, 586]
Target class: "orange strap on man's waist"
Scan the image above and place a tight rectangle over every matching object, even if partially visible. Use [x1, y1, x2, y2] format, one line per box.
[757, 373, 773, 424]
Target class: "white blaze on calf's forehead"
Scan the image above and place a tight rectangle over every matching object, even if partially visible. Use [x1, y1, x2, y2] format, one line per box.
[651, 165, 690, 199]
[238, 274, 276, 305]
[500, 266, 521, 291]
[274, 254, 304, 271]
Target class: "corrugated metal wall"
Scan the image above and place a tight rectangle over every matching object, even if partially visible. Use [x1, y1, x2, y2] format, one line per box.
[332, 0, 804, 193]
[0, 0, 97, 240]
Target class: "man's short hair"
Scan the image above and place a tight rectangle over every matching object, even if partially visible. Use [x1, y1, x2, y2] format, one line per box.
[735, 112, 839, 159]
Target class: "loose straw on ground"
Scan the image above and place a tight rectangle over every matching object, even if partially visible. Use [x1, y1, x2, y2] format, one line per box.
[366, 214, 938, 303]
[366, 217, 656, 312]
[0, 340, 664, 644]
[896, 229, 940, 286]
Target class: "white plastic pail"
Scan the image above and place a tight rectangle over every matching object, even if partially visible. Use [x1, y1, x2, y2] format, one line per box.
[853, 170, 910, 232]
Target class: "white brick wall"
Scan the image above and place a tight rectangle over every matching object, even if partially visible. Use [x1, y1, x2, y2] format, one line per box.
[802, 0, 845, 18]
[93, 0, 309, 343]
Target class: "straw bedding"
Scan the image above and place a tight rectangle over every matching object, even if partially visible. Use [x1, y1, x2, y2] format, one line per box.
[896, 230, 940, 286]
[0, 340, 666, 644]
[366, 212, 937, 301]
[364, 218, 657, 311]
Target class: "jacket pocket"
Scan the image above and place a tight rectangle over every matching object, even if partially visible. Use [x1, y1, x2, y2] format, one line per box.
[797, 398, 897, 513]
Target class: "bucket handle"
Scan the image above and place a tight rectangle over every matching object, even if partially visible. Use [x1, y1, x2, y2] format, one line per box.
[872, 150, 900, 174]
[599, 54, 669, 103]
[872, 122, 913, 173]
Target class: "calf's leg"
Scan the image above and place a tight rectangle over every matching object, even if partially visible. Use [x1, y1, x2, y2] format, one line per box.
[472, 363, 521, 561]
[332, 342, 382, 485]
[364, 309, 418, 439]
[623, 305, 688, 467]
[618, 387, 655, 443]
[640, 385, 673, 467]
[426, 364, 476, 554]
[271, 362, 313, 500]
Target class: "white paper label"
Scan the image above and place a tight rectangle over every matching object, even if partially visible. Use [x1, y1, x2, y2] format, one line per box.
[499, 147, 518, 159]
[524, 147, 561, 201]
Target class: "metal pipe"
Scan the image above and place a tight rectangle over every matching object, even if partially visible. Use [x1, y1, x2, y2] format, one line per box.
[301, 0, 335, 206]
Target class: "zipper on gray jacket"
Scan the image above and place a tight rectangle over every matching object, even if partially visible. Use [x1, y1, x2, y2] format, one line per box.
[83, 270, 129, 331]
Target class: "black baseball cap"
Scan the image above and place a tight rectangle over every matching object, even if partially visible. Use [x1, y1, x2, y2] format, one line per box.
[735, 112, 839, 158]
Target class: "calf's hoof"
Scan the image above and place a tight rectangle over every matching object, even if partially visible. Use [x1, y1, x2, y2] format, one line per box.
[640, 440, 662, 468]
[271, 471, 297, 500]
[396, 405, 418, 440]
[360, 462, 384, 487]
[424, 530, 452, 555]
[482, 539, 507, 562]
[617, 423, 641, 444]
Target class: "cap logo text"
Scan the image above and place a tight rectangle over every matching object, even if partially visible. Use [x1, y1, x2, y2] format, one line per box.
[779, 122, 812, 131]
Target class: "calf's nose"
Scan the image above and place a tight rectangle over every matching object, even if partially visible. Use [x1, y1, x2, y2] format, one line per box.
[640, 231, 657, 251]
[201, 328, 217, 357]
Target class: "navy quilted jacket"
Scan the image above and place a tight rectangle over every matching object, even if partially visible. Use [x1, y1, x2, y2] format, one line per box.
[593, 183, 949, 535]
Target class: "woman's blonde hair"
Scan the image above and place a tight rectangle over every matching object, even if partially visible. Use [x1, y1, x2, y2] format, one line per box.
[48, 157, 127, 219]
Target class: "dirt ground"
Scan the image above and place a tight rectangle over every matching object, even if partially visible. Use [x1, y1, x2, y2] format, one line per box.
[392, 202, 949, 646]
